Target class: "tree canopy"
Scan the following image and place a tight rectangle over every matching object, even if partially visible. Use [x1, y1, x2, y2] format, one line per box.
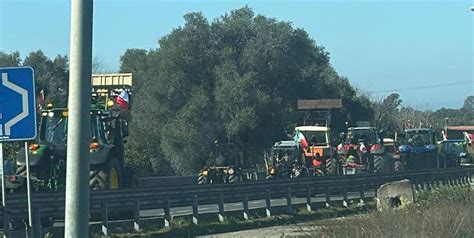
[122, 7, 372, 175]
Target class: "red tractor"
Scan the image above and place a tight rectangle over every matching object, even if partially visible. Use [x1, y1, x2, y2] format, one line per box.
[336, 126, 386, 174]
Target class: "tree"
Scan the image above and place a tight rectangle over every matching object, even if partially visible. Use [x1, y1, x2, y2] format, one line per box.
[0, 51, 21, 67]
[122, 7, 373, 176]
[373, 93, 402, 133]
[23, 50, 69, 106]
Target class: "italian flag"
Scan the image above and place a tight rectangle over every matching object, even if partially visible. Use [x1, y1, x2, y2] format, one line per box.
[294, 129, 309, 149]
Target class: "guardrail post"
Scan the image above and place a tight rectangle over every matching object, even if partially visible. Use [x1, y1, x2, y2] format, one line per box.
[242, 194, 249, 220]
[163, 199, 171, 227]
[359, 184, 365, 205]
[450, 174, 455, 187]
[265, 190, 271, 217]
[306, 187, 312, 212]
[192, 195, 199, 225]
[32, 206, 41, 238]
[218, 193, 225, 222]
[419, 179, 425, 190]
[133, 199, 141, 232]
[342, 185, 348, 208]
[325, 186, 331, 208]
[101, 202, 109, 236]
[426, 176, 432, 190]
[286, 187, 293, 214]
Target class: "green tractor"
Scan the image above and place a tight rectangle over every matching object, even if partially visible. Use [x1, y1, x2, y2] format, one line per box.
[5, 73, 137, 192]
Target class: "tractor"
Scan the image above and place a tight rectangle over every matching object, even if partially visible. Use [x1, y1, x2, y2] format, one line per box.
[336, 125, 386, 174]
[437, 139, 470, 168]
[4, 73, 137, 192]
[397, 128, 438, 170]
[264, 140, 309, 179]
[197, 143, 244, 184]
[294, 126, 337, 176]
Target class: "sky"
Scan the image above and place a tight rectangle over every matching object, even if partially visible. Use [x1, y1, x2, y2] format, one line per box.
[1, 0, 473, 110]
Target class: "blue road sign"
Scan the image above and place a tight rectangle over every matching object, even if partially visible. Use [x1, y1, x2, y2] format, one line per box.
[0, 67, 37, 141]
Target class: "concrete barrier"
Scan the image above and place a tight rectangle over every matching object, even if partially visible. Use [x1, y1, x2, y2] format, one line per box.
[376, 179, 413, 211]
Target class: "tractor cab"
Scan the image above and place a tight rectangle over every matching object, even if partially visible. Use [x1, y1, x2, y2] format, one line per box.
[264, 141, 300, 179]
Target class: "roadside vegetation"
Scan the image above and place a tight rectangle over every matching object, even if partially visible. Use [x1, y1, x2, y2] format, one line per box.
[314, 186, 473, 238]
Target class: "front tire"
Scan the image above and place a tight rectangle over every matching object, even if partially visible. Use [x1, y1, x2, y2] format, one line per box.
[228, 173, 242, 183]
[198, 171, 209, 184]
[394, 160, 404, 172]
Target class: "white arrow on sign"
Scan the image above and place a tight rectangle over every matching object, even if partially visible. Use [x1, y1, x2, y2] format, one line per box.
[0, 72, 29, 136]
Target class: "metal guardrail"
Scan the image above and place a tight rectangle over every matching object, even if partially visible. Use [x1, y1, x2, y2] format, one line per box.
[1, 167, 472, 236]
[137, 169, 264, 188]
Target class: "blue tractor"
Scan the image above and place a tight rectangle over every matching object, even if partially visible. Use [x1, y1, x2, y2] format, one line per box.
[398, 128, 438, 171]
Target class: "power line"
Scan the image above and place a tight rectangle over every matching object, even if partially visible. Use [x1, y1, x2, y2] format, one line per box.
[368, 80, 473, 94]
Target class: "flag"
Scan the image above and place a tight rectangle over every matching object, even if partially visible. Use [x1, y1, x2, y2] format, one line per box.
[115, 91, 129, 112]
[37, 89, 45, 111]
[463, 132, 472, 145]
[442, 130, 448, 140]
[293, 129, 309, 149]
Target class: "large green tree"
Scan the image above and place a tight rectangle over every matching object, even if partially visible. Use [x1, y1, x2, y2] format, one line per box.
[122, 7, 373, 176]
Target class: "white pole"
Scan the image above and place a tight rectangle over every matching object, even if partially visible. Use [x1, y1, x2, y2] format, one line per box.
[64, 0, 93, 237]
[24, 142, 33, 229]
[1, 143, 5, 207]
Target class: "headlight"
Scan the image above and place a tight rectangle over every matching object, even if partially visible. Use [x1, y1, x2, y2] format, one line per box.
[269, 168, 275, 175]
[228, 168, 235, 175]
[202, 170, 208, 176]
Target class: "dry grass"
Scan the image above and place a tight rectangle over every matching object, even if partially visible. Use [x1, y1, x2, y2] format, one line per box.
[314, 187, 473, 238]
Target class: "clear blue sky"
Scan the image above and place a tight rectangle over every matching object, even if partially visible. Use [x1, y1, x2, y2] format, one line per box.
[1, 0, 473, 109]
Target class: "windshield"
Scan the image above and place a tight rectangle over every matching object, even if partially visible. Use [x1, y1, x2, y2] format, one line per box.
[43, 113, 68, 146]
[441, 142, 465, 155]
[271, 147, 297, 163]
[347, 129, 377, 144]
[406, 131, 432, 146]
[41, 111, 101, 146]
[300, 131, 328, 146]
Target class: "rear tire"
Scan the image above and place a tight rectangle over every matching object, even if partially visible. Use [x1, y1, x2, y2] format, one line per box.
[90, 157, 122, 190]
[325, 158, 338, 176]
[374, 156, 385, 173]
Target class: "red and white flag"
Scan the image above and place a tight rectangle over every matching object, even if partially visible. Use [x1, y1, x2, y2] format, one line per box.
[37, 89, 45, 111]
[294, 129, 309, 149]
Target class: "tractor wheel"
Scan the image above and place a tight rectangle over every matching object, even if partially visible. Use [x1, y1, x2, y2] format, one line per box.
[291, 166, 308, 178]
[325, 158, 338, 176]
[90, 157, 122, 190]
[228, 174, 242, 183]
[266, 174, 276, 180]
[374, 156, 385, 173]
[197, 172, 208, 185]
[394, 161, 404, 173]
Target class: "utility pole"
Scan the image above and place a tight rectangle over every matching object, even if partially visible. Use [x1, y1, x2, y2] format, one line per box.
[64, 0, 93, 237]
